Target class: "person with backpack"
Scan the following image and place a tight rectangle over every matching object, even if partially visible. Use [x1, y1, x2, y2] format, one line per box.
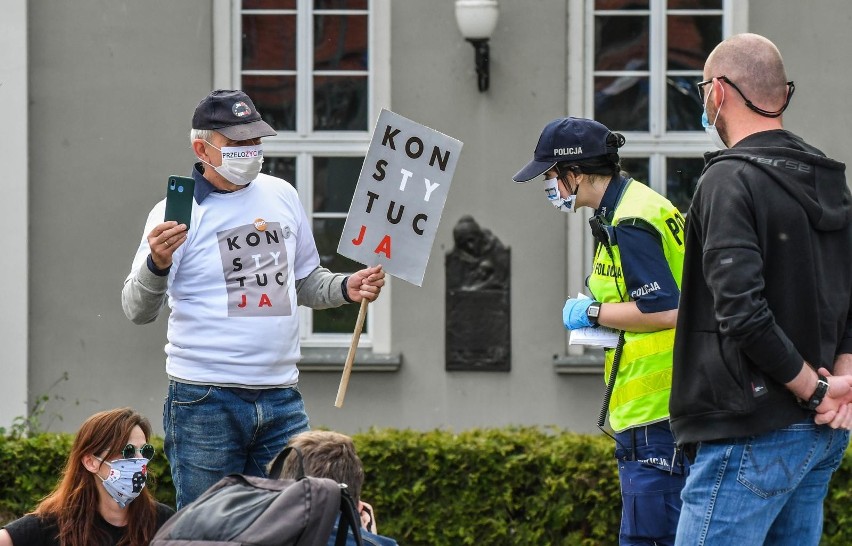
[0, 408, 174, 546]
[512, 117, 687, 545]
[278, 431, 398, 546]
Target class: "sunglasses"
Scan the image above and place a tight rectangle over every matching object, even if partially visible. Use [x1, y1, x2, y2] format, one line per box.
[122, 443, 155, 459]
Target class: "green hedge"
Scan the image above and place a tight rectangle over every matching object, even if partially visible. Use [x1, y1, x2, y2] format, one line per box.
[355, 428, 619, 545]
[1, 427, 850, 545]
[0, 434, 173, 525]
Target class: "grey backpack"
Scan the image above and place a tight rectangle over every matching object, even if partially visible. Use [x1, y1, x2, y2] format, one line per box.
[151, 447, 363, 546]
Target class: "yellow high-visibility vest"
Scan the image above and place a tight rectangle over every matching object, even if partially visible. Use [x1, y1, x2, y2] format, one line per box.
[587, 180, 685, 433]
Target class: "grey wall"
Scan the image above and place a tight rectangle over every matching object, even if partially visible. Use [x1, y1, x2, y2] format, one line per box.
[27, 1, 213, 432]
[749, 0, 852, 167]
[25, 0, 852, 436]
[299, 0, 607, 434]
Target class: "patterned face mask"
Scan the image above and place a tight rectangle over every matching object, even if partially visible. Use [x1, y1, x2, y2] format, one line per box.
[544, 176, 577, 213]
[95, 456, 149, 508]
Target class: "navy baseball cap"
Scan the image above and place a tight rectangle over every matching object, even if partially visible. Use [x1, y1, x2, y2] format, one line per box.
[512, 117, 620, 183]
[192, 89, 277, 140]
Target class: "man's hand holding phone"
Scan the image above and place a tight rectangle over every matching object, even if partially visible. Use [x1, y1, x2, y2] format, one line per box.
[358, 501, 377, 534]
[151, 175, 194, 269]
[148, 221, 187, 270]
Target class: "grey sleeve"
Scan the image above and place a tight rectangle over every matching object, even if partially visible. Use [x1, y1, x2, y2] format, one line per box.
[295, 266, 350, 309]
[121, 260, 169, 324]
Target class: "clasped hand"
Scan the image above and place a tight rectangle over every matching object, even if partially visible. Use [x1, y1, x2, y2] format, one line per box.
[814, 367, 852, 429]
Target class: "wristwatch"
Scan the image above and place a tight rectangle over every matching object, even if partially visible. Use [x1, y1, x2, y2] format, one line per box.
[801, 374, 829, 411]
[586, 301, 602, 328]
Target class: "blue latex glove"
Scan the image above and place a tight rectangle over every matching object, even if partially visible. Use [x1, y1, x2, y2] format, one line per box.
[563, 298, 593, 330]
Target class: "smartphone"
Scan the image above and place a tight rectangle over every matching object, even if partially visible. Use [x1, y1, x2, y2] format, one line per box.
[164, 175, 195, 228]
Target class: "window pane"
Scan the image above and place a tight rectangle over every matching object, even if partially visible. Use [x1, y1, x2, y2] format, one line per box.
[667, 15, 722, 71]
[262, 157, 297, 189]
[244, 0, 296, 8]
[314, 218, 363, 272]
[311, 217, 367, 334]
[314, 156, 363, 213]
[242, 14, 296, 71]
[313, 300, 365, 333]
[668, 0, 722, 9]
[242, 75, 296, 131]
[314, 0, 368, 11]
[594, 15, 649, 71]
[313, 75, 368, 131]
[666, 157, 704, 213]
[314, 15, 368, 71]
[595, 0, 649, 8]
[667, 74, 704, 131]
[595, 75, 649, 131]
[621, 157, 649, 186]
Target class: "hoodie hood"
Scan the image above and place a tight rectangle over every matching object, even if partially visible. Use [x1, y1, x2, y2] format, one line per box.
[703, 130, 850, 231]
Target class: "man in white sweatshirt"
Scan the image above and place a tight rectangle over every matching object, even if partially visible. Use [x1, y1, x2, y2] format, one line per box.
[122, 89, 384, 509]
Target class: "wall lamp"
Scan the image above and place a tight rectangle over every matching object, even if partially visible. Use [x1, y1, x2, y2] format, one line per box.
[455, 0, 500, 92]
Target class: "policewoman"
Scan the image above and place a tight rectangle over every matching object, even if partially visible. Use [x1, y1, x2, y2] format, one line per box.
[513, 117, 687, 546]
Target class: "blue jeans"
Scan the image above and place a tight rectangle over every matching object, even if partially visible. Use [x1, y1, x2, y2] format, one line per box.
[163, 380, 311, 508]
[616, 421, 687, 546]
[675, 419, 850, 546]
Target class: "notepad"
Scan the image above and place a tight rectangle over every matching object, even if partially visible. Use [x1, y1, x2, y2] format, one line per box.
[569, 325, 621, 348]
[567, 293, 621, 348]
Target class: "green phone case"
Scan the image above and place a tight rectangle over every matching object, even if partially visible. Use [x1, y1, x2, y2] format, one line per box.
[164, 175, 195, 228]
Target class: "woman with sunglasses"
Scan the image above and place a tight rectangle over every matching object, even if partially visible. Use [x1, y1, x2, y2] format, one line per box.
[0, 407, 174, 546]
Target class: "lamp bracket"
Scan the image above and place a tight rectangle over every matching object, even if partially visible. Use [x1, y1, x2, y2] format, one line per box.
[466, 38, 490, 92]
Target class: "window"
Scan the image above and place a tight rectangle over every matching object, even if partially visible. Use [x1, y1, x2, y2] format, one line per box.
[584, 0, 745, 213]
[557, 0, 745, 365]
[218, 0, 391, 350]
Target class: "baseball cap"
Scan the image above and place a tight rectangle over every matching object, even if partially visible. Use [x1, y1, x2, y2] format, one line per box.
[191, 89, 277, 141]
[512, 117, 621, 183]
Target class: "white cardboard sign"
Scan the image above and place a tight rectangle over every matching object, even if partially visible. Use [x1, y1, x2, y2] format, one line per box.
[337, 109, 463, 286]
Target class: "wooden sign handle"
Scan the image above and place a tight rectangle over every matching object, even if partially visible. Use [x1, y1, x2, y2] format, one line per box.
[334, 298, 369, 408]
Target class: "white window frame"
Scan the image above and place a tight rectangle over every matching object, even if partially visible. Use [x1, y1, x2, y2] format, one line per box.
[563, 0, 747, 355]
[212, 0, 392, 353]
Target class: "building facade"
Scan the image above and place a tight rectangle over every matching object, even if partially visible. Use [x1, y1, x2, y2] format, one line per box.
[3, 0, 851, 435]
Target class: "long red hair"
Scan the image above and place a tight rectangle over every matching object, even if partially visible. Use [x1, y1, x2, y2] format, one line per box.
[33, 407, 160, 546]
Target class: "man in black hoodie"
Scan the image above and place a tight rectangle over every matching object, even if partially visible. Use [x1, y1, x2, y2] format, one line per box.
[671, 33, 852, 545]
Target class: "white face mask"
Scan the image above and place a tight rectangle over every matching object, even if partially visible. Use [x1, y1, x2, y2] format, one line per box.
[204, 141, 264, 186]
[544, 176, 577, 213]
[701, 85, 727, 150]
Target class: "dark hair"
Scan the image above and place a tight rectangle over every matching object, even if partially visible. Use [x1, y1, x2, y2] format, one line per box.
[557, 131, 625, 176]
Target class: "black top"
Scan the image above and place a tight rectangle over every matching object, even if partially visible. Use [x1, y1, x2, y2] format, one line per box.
[670, 129, 852, 444]
[3, 502, 174, 546]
